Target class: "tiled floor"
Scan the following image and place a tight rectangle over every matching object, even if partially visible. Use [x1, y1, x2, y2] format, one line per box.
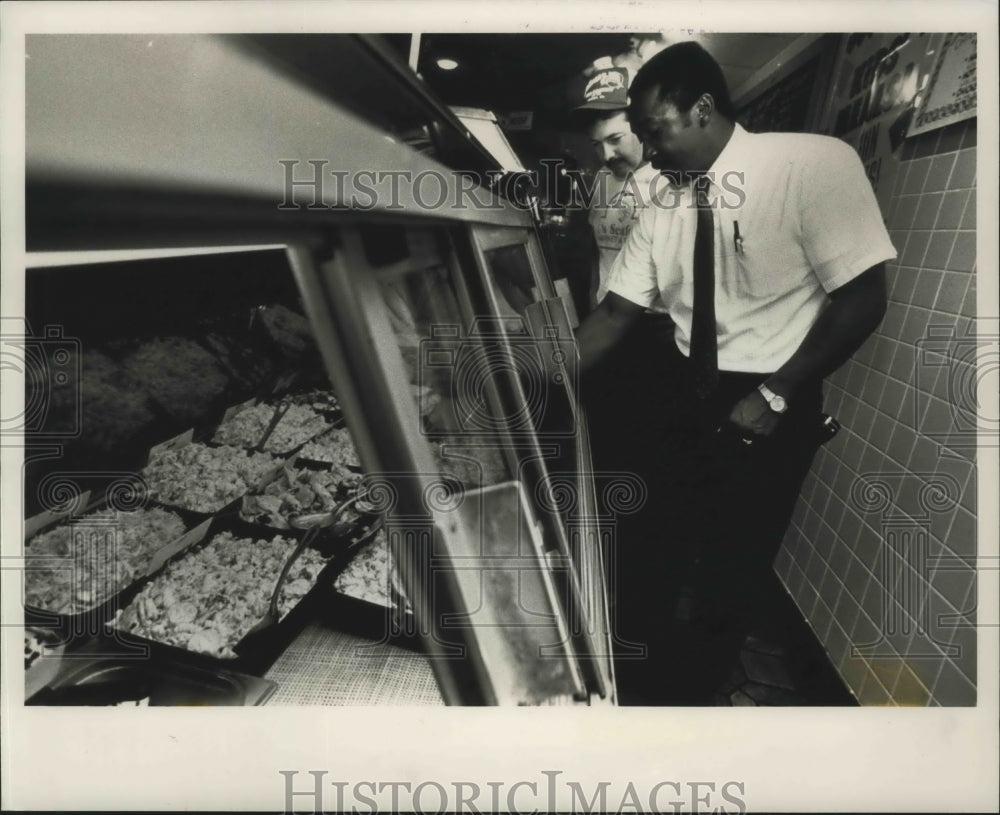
[612, 567, 858, 707]
[711, 575, 858, 707]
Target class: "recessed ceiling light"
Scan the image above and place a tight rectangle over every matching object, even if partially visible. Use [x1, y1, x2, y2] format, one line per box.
[436, 58, 459, 70]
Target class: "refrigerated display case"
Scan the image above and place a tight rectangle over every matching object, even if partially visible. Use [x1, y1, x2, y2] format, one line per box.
[20, 33, 616, 705]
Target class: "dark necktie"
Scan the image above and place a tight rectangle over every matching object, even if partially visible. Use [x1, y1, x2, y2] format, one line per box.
[689, 180, 718, 398]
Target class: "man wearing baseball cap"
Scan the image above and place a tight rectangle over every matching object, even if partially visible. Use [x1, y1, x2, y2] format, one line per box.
[570, 60, 666, 311]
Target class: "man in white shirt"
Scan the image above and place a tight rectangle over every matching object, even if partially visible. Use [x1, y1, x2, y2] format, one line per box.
[576, 42, 895, 704]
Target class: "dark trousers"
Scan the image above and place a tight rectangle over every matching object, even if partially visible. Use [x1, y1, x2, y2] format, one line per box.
[581, 315, 683, 688]
[604, 341, 824, 705]
[582, 314, 679, 475]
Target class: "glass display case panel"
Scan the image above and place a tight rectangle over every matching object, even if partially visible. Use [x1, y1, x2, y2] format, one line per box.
[296, 225, 592, 703]
[377, 261, 516, 490]
[466, 225, 614, 699]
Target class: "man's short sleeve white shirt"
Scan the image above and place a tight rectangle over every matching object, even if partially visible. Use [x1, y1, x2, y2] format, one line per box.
[605, 125, 897, 373]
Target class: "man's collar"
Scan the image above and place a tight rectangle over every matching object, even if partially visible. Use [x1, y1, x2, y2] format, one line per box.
[707, 123, 751, 186]
[662, 124, 751, 194]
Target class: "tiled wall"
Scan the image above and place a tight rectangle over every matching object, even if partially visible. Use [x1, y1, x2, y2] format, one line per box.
[774, 116, 979, 705]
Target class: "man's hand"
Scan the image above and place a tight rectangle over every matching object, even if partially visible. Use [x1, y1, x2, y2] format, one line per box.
[727, 264, 887, 440]
[728, 388, 780, 436]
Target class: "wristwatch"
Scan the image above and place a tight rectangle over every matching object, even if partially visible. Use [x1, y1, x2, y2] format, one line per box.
[757, 383, 788, 414]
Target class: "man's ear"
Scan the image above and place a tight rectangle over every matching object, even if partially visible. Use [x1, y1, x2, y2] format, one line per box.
[695, 94, 715, 125]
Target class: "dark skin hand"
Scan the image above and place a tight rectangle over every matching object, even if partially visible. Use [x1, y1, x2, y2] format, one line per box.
[728, 262, 888, 436]
[574, 264, 888, 435]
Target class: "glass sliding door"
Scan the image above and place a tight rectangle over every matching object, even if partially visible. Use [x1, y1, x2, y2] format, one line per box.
[465, 224, 616, 702]
[288, 222, 598, 705]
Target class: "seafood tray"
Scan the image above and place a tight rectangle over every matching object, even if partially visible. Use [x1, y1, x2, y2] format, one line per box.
[141, 431, 283, 515]
[239, 461, 363, 531]
[288, 388, 342, 418]
[332, 527, 399, 611]
[210, 399, 333, 455]
[324, 527, 419, 649]
[294, 425, 361, 473]
[22, 498, 210, 639]
[107, 515, 381, 674]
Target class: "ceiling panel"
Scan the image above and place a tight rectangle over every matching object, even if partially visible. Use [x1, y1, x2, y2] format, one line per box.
[415, 32, 808, 120]
[702, 33, 802, 71]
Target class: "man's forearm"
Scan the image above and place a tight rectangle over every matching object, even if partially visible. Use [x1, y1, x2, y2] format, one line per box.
[574, 293, 645, 373]
[576, 307, 631, 372]
[766, 264, 887, 398]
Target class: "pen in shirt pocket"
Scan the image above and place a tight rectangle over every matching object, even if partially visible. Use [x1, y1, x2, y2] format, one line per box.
[733, 220, 745, 254]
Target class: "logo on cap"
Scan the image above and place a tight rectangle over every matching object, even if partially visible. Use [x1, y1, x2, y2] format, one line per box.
[584, 68, 626, 102]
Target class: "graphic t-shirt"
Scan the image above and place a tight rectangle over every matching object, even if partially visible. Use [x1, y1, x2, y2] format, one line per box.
[588, 162, 662, 308]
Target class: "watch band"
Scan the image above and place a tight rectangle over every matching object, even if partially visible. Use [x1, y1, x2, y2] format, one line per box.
[758, 383, 788, 414]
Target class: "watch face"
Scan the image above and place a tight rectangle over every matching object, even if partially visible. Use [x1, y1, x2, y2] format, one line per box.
[771, 395, 787, 413]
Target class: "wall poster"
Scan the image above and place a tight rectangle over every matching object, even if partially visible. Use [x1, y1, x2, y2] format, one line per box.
[820, 32, 944, 216]
[907, 33, 977, 137]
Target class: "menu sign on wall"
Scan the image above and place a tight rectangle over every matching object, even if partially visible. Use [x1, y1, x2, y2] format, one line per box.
[821, 33, 942, 216]
[908, 33, 977, 136]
